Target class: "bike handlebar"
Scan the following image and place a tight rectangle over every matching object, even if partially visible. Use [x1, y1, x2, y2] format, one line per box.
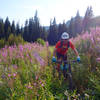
[53, 60, 78, 64]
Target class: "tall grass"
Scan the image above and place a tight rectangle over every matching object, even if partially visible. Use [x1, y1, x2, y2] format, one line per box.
[70, 27, 100, 99]
[0, 27, 100, 99]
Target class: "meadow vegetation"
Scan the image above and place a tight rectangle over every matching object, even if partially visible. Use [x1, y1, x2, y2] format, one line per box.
[0, 27, 100, 99]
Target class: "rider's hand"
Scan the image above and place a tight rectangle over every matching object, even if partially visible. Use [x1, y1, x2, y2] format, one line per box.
[77, 56, 80, 62]
[52, 56, 56, 62]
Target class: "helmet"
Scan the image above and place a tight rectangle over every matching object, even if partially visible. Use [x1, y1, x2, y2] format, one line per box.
[61, 32, 69, 39]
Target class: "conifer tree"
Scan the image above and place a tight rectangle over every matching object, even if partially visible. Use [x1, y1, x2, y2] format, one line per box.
[82, 6, 93, 32]
[74, 11, 82, 35]
[11, 21, 16, 35]
[4, 17, 11, 40]
[0, 18, 4, 38]
[48, 17, 58, 45]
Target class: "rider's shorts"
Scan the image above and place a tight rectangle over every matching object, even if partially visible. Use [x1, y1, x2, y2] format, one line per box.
[56, 52, 67, 61]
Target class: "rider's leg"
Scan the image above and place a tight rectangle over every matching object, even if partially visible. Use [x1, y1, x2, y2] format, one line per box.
[62, 55, 68, 78]
[57, 62, 62, 79]
[56, 52, 62, 79]
[68, 64, 73, 90]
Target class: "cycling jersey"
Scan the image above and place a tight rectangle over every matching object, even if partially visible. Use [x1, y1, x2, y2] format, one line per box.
[55, 40, 75, 55]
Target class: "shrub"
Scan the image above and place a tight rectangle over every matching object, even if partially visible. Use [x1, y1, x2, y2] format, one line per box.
[7, 34, 15, 46]
[14, 35, 24, 46]
[36, 38, 45, 46]
[7, 34, 24, 46]
[0, 38, 5, 48]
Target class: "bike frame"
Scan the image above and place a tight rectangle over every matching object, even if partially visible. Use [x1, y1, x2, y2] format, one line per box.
[54, 60, 77, 72]
[52, 60, 78, 90]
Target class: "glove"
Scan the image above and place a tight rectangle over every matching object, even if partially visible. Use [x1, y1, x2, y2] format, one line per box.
[77, 56, 80, 62]
[60, 64, 63, 70]
[52, 56, 56, 62]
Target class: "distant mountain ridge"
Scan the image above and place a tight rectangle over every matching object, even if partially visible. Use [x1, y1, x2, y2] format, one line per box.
[44, 16, 100, 31]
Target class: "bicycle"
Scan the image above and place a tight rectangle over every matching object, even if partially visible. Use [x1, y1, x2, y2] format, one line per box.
[52, 59, 78, 90]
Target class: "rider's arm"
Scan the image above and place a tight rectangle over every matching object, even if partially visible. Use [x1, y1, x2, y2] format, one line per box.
[69, 41, 80, 62]
[69, 41, 79, 57]
[73, 48, 79, 57]
[53, 41, 60, 56]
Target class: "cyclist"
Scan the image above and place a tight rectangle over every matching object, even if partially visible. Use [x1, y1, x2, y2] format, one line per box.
[52, 32, 80, 79]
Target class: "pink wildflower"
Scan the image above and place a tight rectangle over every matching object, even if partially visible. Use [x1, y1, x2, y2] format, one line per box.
[27, 86, 32, 89]
[30, 59, 32, 63]
[35, 75, 38, 80]
[19, 45, 23, 51]
[96, 58, 100, 62]
[13, 65, 18, 69]
[8, 74, 11, 77]
[41, 83, 44, 87]
[0, 59, 1, 62]
[33, 52, 45, 66]
[26, 82, 33, 89]
[39, 80, 42, 84]
[46, 41, 49, 47]
[13, 73, 17, 77]
[33, 83, 37, 86]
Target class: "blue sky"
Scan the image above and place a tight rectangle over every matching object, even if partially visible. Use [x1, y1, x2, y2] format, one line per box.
[0, 0, 100, 26]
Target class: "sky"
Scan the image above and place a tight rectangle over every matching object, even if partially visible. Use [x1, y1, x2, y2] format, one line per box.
[0, 0, 100, 26]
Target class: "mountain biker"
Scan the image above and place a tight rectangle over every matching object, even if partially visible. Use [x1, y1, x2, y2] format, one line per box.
[52, 32, 80, 78]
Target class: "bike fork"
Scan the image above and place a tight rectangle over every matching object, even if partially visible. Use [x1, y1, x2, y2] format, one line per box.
[67, 73, 73, 90]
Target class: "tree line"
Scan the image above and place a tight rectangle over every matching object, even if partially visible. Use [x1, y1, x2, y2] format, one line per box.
[0, 6, 93, 45]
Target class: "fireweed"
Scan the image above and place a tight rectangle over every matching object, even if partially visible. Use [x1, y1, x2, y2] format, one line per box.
[0, 30, 100, 99]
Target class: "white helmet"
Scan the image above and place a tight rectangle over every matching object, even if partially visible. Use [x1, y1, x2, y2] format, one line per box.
[61, 32, 69, 39]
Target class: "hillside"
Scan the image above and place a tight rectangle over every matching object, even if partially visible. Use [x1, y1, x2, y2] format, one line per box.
[0, 27, 100, 99]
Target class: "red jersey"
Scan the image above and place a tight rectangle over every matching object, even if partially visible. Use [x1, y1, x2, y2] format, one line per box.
[55, 40, 75, 55]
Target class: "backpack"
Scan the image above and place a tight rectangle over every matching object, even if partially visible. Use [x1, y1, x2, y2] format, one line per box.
[59, 40, 70, 49]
